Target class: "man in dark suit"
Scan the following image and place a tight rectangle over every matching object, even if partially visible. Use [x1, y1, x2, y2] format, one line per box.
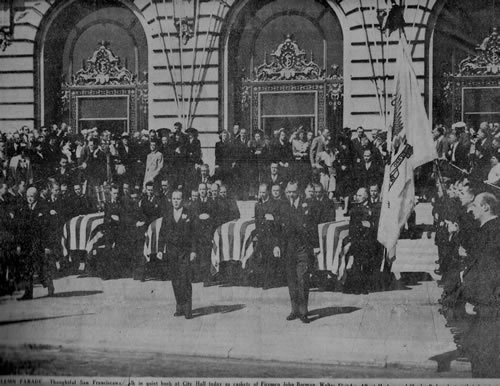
[351, 127, 369, 163]
[255, 183, 283, 289]
[313, 183, 336, 223]
[345, 187, 377, 294]
[265, 162, 286, 191]
[191, 164, 213, 192]
[72, 183, 92, 216]
[139, 181, 161, 225]
[53, 156, 74, 187]
[214, 130, 232, 184]
[158, 179, 172, 216]
[446, 126, 471, 173]
[461, 192, 500, 309]
[230, 128, 253, 199]
[190, 183, 217, 284]
[157, 190, 197, 319]
[17, 187, 55, 300]
[281, 181, 314, 323]
[218, 184, 240, 224]
[45, 182, 67, 265]
[355, 149, 383, 190]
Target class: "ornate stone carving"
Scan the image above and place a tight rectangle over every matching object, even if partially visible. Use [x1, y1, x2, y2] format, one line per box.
[174, 17, 194, 45]
[457, 28, 500, 76]
[240, 85, 251, 110]
[254, 34, 324, 81]
[326, 64, 344, 111]
[70, 41, 136, 86]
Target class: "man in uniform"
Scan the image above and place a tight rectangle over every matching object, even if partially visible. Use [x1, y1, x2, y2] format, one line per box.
[254, 183, 282, 289]
[18, 187, 55, 299]
[281, 181, 313, 323]
[157, 190, 197, 319]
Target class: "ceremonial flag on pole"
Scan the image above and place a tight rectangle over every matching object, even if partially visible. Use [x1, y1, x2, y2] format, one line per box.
[377, 33, 437, 254]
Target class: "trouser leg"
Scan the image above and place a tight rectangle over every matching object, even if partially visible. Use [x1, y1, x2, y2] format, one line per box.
[296, 261, 309, 316]
[286, 260, 299, 315]
[180, 260, 192, 315]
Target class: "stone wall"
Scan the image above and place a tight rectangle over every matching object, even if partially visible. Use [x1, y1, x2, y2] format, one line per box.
[0, 0, 440, 165]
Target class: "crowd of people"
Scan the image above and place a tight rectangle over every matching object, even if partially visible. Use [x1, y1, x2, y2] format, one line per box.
[429, 121, 500, 377]
[1, 118, 500, 324]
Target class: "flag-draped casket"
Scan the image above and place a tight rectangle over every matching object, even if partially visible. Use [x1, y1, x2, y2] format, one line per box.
[317, 220, 352, 277]
[61, 213, 105, 257]
[142, 217, 255, 273]
[210, 218, 255, 273]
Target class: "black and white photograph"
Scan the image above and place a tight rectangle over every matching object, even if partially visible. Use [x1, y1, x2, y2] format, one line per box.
[1, 0, 500, 382]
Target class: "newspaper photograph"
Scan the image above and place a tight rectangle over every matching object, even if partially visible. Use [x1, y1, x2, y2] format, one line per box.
[1, 0, 500, 384]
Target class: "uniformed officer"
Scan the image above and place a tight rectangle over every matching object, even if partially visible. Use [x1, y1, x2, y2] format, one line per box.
[157, 190, 197, 319]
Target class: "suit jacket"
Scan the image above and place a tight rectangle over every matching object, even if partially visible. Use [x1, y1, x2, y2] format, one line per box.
[53, 167, 74, 186]
[446, 140, 471, 171]
[280, 198, 313, 248]
[139, 195, 161, 224]
[349, 202, 377, 262]
[309, 135, 327, 166]
[351, 137, 368, 160]
[265, 173, 286, 190]
[255, 198, 282, 241]
[18, 200, 48, 252]
[462, 217, 500, 307]
[317, 197, 336, 223]
[158, 207, 196, 257]
[190, 199, 217, 242]
[215, 140, 232, 170]
[218, 198, 240, 224]
[271, 140, 293, 164]
[185, 138, 202, 165]
[355, 161, 383, 189]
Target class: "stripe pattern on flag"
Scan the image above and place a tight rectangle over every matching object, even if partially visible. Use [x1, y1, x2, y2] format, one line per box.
[211, 219, 255, 274]
[317, 220, 350, 275]
[61, 213, 105, 257]
[143, 217, 163, 262]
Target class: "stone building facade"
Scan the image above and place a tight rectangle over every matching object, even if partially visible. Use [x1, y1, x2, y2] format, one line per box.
[0, 0, 497, 165]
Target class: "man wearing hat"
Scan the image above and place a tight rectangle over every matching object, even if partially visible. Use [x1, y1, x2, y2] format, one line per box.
[143, 139, 164, 191]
